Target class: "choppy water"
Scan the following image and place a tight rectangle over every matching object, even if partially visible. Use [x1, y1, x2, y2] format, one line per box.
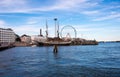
[0, 42, 120, 77]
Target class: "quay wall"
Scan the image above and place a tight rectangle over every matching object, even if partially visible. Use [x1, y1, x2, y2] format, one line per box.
[0, 45, 14, 51]
[14, 42, 30, 47]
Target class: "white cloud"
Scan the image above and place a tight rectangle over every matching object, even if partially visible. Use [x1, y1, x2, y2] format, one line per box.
[29, 0, 99, 12]
[93, 13, 120, 21]
[0, 0, 26, 7]
[11, 17, 54, 36]
[27, 0, 88, 11]
[13, 25, 39, 35]
[26, 18, 39, 25]
[0, 0, 77, 13]
[0, 0, 119, 23]
[13, 24, 56, 37]
[50, 0, 87, 10]
[0, 0, 99, 13]
[0, 20, 5, 25]
[81, 10, 99, 15]
[0, 20, 8, 28]
[0, 0, 28, 13]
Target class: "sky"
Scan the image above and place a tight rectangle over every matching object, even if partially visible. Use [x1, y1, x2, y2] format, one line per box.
[0, 0, 120, 41]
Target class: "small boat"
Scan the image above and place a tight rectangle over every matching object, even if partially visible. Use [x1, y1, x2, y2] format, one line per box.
[31, 45, 37, 47]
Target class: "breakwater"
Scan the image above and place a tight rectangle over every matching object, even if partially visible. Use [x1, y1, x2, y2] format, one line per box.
[71, 39, 98, 45]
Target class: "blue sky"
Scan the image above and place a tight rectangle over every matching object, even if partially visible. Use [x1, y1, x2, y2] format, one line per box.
[0, 0, 120, 41]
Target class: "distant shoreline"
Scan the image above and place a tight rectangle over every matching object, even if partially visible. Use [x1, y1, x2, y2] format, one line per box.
[99, 41, 120, 43]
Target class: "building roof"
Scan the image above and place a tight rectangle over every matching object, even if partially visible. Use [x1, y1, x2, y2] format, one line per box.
[0, 28, 13, 31]
[21, 34, 31, 37]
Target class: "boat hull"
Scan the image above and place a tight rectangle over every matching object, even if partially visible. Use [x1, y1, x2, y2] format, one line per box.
[38, 42, 71, 46]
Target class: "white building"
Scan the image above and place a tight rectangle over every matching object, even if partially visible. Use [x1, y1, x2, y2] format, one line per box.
[31, 35, 47, 43]
[0, 28, 15, 46]
[20, 34, 31, 44]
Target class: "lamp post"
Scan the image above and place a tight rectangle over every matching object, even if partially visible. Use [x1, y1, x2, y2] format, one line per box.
[54, 18, 57, 37]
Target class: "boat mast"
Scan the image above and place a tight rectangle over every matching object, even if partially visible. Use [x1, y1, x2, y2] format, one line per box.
[57, 21, 59, 38]
[46, 20, 48, 38]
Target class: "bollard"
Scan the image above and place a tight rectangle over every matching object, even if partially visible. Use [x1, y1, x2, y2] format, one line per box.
[53, 45, 58, 53]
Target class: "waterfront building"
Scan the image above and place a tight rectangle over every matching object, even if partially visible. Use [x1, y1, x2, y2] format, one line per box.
[20, 34, 31, 44]
[0, 28, 15, 46]
[31, 35, 47, 43]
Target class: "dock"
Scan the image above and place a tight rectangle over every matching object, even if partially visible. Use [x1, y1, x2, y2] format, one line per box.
[0, 44, 14, 51]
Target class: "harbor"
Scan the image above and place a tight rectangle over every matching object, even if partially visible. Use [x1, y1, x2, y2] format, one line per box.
[0, 0, 120, 77]
[0, 19, 98, 50]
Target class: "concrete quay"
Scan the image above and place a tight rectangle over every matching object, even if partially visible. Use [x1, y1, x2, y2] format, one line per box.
[0, 45, 14, 51]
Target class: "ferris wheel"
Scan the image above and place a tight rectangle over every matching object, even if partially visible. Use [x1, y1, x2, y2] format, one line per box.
[60, 25, 77, 39]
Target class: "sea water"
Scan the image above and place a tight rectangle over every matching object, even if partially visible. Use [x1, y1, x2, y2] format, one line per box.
[0, 42, 120, 77]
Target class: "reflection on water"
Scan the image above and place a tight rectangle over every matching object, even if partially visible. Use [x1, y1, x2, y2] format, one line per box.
[0, 43, 120, 77]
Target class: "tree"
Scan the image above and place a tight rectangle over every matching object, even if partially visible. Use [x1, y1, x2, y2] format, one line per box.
[15, 34, 21, 42]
